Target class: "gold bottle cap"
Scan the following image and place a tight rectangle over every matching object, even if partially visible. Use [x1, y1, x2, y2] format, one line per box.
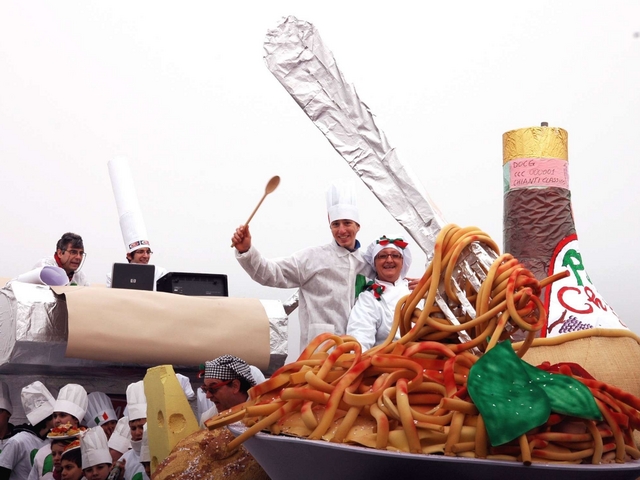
[503, 125, 568, 165]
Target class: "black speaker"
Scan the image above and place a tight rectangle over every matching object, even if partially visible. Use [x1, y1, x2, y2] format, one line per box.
[156, 272, 228, 296]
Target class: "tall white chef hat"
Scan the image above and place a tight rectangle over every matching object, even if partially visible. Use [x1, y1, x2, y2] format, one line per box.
[107, 416, 132, 454]
[83, 392, 117, 428]
[326, 179, 359, 224]
[21, 381, 55, 425]
[54, 384, 88, 422]
[125, 381, 147, 421]
[0, 381, 13, 415]
[108, 157, 152, 254]
[139, 424, 150, 463]
[81, 426, 112, 469]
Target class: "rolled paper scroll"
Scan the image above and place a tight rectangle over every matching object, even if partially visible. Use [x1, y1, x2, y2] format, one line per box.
[15, 266, 69, 286]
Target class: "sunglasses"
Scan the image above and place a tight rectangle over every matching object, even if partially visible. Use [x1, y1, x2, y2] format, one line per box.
[200, 379, 232, 394]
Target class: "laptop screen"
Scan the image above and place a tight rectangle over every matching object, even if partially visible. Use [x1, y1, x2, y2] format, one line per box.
[111, 263, 156, 291]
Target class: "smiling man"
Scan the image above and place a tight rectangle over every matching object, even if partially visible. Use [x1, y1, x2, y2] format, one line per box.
[231, 180, 374, 349]
[32, 233, 90, 286]
[347, 235, 413, 351]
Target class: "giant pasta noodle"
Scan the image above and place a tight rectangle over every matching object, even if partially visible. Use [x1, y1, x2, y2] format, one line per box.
[207, 225, 640, 465]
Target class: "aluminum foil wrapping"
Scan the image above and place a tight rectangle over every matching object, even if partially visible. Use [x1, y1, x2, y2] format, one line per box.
[0, 281, 170, 424]
[259, 299, 288, 376]
[264, 16, 447, 257]
[0, 282, 289, 422]
[264, 16, 499, 342]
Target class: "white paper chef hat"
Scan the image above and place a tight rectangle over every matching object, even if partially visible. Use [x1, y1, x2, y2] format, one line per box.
[0, 381, 13, 415]
[83, 392, 117, 428]
[81, 426, 112, 469]
[326, 179, 359, 224]
[108, 157, 152, 254]
[139, 424, 150, 463]
[54, 384, 88, 422]
[125, 381, 147, 421]
[107, 415, 132, 454]
[363, 235, 413, 279]
[21, 381, 55, 425]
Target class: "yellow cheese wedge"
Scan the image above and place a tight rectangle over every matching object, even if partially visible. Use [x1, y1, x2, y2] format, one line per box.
[144, 365, 200, 473]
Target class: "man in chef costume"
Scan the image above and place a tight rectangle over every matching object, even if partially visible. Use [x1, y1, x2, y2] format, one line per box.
[119, 381, 149, 480]
[106, 157, 168, 289]
[0, 381, 55, 479]
[232, 180, 374, 349]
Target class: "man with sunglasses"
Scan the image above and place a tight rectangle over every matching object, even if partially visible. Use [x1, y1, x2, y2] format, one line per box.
[347, 235, 413, 351]
[32, 232, 90, 286]
[198, 355, 265, 425]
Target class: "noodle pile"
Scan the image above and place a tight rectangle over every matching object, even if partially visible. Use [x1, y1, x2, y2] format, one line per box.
[207, 225, 640, 464]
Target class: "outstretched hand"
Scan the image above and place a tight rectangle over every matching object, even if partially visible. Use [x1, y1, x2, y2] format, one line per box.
[231, 225, 252, 253]
[406, 277, 420, 291]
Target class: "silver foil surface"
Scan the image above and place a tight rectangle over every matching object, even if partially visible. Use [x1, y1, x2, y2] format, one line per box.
[264, 16, 448, 258]
[0, 282, 288, 422]
[263, 16, 499, 343]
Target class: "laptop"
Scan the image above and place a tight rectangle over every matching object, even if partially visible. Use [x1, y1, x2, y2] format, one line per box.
[111, 263, 156, 291]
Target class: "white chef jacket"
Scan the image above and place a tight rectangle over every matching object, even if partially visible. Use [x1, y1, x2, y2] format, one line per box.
[121, 444, 149, 480]
[28, 441, 53, 480]
[105, 265, 168, 290]
[32, 257, 90, 286]
[0, 430, 47, 480]
[236, 241, 374, 349]
[27, 442, 52, 480]
[347, 278, 410, 351]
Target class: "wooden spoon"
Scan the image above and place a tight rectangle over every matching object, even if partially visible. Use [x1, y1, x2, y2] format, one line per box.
[231, 175, 280, 247]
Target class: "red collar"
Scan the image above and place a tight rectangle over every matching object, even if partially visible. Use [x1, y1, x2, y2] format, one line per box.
[54, 253, 73, 281]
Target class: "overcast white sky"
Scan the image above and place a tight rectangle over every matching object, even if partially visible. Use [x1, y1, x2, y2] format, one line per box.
[1, 1, 639, 358]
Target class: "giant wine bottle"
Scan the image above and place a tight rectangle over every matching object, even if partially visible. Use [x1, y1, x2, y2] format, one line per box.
[502, 124, 626, 337]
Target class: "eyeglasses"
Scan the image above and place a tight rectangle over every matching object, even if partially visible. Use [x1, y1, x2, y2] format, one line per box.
[134, 249, 153, 256]
[376, 253, 402, 261]
[64, 249, 86, 258]
[200, 379, 232, 394]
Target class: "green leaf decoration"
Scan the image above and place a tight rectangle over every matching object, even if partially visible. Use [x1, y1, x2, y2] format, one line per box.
[520, 361, 601, 420]
[468, 340, 550, 446]
[355, 274, 369, 299]
[43, 453, 54, 474]
[468, 340, 602, 447]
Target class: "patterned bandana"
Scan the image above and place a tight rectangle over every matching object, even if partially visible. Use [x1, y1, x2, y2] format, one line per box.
[204, 355, 256, 387]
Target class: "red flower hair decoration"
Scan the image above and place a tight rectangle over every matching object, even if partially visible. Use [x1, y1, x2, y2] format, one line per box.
[377, 236, 408, 249]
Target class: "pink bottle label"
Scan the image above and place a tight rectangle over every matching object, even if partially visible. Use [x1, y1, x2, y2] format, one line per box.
[505, 157, 569, 190]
